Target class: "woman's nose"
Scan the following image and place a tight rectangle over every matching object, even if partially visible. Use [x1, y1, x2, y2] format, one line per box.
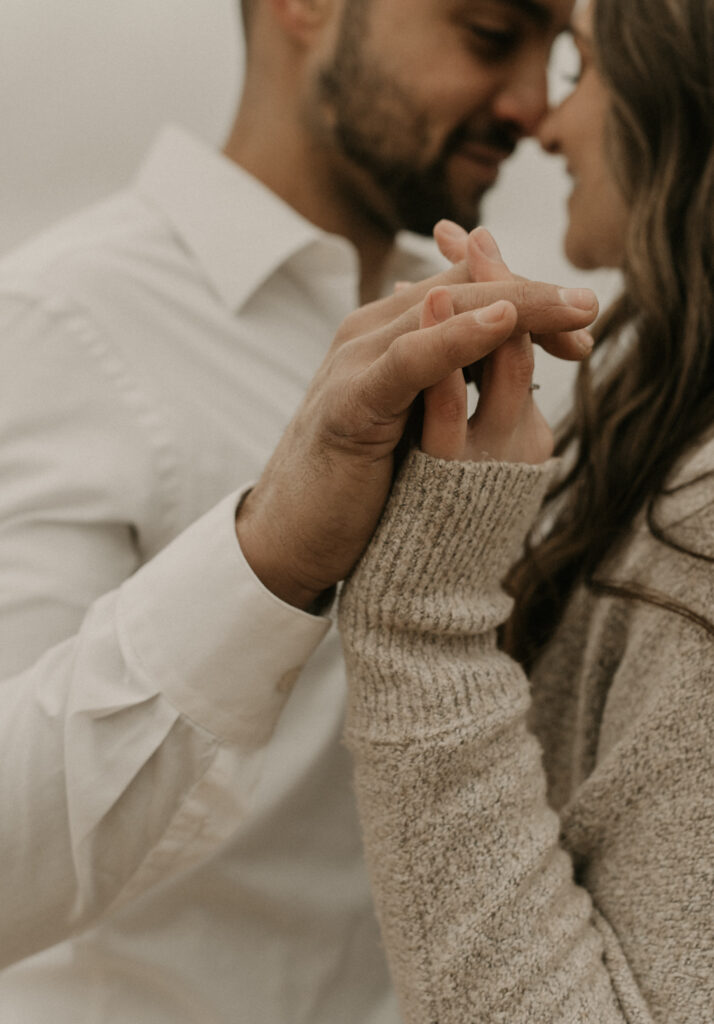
[536, 107, 562, 154]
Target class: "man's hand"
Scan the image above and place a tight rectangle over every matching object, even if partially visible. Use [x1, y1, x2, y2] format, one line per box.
[236, 252, 598, 610]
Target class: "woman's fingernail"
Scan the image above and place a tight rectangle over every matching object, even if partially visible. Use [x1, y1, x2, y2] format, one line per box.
[575, 329, 595, 354]
[475, 300, 507, 324]
[394, 281, 411, 293]
[436, 219, 467, 238]
[559, 287, 596, 311]
[472, 227, 503, 262]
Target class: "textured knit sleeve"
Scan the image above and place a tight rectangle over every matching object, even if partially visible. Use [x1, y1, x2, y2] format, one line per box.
[339, 451, 645, 1024]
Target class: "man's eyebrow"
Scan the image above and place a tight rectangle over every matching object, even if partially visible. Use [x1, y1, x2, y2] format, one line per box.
[491, 0, 565, 31]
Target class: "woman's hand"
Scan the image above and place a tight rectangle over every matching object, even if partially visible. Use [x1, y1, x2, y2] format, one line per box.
[433, 220, 595, 364]
[422, 225, 570, 465]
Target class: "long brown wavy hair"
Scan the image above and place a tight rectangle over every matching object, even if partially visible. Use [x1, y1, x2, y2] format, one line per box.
[504, 0, 714, 668]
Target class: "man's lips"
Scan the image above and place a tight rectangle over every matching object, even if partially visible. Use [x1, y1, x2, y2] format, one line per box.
[452, 141, 514, 183]
[458, 141, 515, 166]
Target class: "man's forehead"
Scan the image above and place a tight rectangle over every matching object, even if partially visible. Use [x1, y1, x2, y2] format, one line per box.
[365, 0, 576, 39]
[459, 0, 574, 31]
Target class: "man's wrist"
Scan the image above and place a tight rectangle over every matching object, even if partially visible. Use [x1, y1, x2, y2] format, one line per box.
[235, 496, 328, 613]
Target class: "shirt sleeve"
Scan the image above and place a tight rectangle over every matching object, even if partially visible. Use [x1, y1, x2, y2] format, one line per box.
[338, 450, 710, 1024]
[0, 292, 329, 967]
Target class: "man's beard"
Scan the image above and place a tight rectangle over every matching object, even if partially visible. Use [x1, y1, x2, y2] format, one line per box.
[317, 5, 517, 236]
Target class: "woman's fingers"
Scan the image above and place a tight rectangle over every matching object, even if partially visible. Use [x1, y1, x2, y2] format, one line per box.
[465, 226, 538, 407]
[420, 289, 468, 460]
[432, 222, 596, 362]
[467, 226, 509, 283]
[468, 226, 596, 361]
[433, 220, 469, 265]
[472, 333, 536, 433]
[455, 227, 553, 464]
[467, 337, 554, 463]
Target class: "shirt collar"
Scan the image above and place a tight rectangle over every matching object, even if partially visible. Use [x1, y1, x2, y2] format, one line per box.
[135, 125, 444, 312]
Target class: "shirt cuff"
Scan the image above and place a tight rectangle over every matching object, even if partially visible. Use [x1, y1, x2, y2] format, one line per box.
[117, 488, 331, 748]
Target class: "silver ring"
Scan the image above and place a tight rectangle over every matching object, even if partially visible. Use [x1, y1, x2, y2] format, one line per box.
[529, 382, 541, 391]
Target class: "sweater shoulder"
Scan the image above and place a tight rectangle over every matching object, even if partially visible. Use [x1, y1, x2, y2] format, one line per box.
[651, 432, 714, 560]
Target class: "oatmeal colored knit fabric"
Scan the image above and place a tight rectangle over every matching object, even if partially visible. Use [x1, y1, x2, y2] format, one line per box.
[339, 447, 713, 1024]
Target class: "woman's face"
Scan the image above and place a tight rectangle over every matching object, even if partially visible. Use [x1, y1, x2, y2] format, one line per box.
[538, 2, 627, 270]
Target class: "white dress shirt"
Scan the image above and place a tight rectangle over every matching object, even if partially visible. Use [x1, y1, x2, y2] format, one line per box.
[0, 126, 440, 1023]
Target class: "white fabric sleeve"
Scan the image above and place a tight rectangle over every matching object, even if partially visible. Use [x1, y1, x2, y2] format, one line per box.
[0, 293, 328, 967]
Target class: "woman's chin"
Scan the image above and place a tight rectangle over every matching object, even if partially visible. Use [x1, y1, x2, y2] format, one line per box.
[564, 229, 606, 272]
[564, 239, 592, 270]
[563, 202, 626, 272]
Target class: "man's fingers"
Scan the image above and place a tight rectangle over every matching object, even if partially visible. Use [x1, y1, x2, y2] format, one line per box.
[339, 260, 471, 342]
[392, 279, 598, 345]
[357, 296, 518, 418]
[346, 280, 598, 390]
[421, 285, 455, 327]
[448, 279, 598, 336]
[507, 267, 596, 358]
[337, 274, 598, 385]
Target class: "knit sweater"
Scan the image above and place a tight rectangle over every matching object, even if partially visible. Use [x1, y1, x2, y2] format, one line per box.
[338, 445, 714, 1024]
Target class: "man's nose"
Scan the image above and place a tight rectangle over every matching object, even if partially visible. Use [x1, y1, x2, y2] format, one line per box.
[491, 54, 550, 137]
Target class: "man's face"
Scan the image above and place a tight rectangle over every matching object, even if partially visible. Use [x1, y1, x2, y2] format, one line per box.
[315, 0, 573, 235]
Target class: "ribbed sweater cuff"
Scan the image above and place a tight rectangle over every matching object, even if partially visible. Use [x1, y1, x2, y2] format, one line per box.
[339, 450, 556, 741]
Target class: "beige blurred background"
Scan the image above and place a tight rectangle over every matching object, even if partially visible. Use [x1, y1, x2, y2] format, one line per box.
[0, 0, 620, 421]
